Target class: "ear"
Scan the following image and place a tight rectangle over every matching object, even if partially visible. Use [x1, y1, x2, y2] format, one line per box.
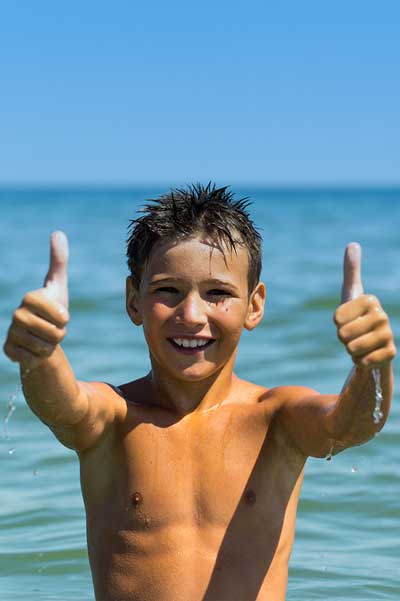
[126, 276, 143, 326]
[244, 282, 266, 331]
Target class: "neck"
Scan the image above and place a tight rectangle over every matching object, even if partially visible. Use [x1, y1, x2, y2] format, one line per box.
[146, 356, 239, 417]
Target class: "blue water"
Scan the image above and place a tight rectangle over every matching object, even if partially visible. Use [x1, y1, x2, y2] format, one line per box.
[1, 187, 399, 600]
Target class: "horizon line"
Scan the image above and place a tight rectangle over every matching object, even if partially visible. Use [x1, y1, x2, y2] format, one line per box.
[1, 181, 400, 190]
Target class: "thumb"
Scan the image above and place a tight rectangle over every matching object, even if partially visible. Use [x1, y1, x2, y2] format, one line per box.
[340, 242, 363, 303]
[44, 231, 69, 309]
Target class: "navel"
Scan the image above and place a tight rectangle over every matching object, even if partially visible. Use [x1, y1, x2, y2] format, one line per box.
[244, 488, 256, 505]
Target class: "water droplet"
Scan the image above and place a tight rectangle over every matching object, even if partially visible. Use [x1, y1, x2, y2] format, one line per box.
[8, 448, 16, 455]
[3, 394, 17, 439]
[372, 368, 384, 424]
[325, 444, 334, 461]
[351, 466, 358, 473]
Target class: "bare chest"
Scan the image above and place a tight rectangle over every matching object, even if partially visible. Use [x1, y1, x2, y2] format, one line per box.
[82, 403, 302, 535]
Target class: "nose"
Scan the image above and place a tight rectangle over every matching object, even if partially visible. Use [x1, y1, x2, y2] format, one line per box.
[176, 292, 208, 327]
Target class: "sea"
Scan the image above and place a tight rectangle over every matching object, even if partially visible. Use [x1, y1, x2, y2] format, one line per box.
[0, 186, 399, 600]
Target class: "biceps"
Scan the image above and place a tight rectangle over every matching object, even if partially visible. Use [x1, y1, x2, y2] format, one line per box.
[49, 382, 116, 452]
[278, 393, 339, 458]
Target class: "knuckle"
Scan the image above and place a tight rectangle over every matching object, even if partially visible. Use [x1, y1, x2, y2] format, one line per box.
[12, 307, 25, 325]
[59, 313, 69, 327]
[365, 294, 379, 310]
[22, 291, 37, 306]
[57, 326, 67, 341]
[333, 309, 342, 326]
[3, 341, 12, 357]
[360, 356, 370, 368]
[337, 331, 344, 343]
[47, 326, 66, 344]
[375, 311, 388, 326]
[57, 308, 70, 326]
[382, 326, 393, 343]
[388, 343, 397, 360]
[4, 343, 20, 363]
[337, 326, 348, 343]
[347, 340, 358, 355]
[338, 325, 350, 343]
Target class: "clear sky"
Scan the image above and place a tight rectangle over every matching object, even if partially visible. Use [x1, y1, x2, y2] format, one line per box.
[1, 1, 399, 185]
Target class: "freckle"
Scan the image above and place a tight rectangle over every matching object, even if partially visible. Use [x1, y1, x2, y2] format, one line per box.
[244, 489, 256, 505]
[131, 492, 143, 507]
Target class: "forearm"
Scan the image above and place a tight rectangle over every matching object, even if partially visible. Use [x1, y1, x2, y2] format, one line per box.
[328, 363, 393, 445]
[20, 346, 88, 428]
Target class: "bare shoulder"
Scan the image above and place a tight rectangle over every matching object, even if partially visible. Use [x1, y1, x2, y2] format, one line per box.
[268, 384, 320, 405]
[249, 383, 320, 413]
[86, 381, 130, 419]
[267, 385, 339, 458]
[233, 379, 311, 420]
[63, 380, 133, 454]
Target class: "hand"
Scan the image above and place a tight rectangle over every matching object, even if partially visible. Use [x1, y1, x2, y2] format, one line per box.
[3, 231, 70, 369]
[334, 242, 396, 368]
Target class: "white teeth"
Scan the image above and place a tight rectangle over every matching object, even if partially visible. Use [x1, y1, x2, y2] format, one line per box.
[172, 338, 210, 349]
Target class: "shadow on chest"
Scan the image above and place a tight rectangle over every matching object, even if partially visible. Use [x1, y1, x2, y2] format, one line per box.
[114, 404, 295, 528]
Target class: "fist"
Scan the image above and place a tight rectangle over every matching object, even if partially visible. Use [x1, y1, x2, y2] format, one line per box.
[3, 231, 70, 369]
[334, 243, 396, 368]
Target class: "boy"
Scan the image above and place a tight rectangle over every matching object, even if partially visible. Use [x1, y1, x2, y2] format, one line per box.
[4, 184, 396, 601]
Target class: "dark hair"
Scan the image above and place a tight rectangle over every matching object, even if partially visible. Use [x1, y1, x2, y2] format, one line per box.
[126, 182, 262, 293]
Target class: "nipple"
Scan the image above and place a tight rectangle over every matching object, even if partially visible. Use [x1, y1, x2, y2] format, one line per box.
[131, 492, 143, 507]
[244, 489, 256, 505]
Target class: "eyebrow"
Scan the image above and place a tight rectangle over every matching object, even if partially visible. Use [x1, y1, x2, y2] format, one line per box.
[147, 276, 239, 290]
[206, 278, 238, 288]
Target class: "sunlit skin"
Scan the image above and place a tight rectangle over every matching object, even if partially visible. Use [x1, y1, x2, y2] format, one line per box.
[125, 236, 266, 415]
[3, 232, 396, 601]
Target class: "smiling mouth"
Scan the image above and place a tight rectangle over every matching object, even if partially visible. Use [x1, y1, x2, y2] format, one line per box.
[168, 338, 215, 353]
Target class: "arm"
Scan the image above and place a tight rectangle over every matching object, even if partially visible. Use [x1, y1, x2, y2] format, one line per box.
[277, 243, 396, 458]
[3, 232, 118, 452]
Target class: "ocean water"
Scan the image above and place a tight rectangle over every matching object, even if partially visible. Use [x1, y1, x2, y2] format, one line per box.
[0, 186, 399, 600]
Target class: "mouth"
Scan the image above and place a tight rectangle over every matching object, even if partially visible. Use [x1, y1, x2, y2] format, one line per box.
[167, 337, 215, 354]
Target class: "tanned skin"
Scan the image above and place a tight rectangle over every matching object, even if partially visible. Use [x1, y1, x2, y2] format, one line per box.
[4, 231, 396, 601]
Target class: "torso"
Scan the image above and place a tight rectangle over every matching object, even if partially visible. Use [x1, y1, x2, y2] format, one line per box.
[79, 380, 306, 601]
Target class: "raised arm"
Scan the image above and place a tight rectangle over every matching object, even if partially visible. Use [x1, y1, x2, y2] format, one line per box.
[3, 232, 118, 452]
[278, 243, 396, 458]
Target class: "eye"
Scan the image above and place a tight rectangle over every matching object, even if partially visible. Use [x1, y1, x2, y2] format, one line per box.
[207, 289, 231, 297]
[155, 286, 179, 294]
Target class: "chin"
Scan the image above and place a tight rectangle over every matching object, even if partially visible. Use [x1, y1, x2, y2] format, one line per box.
[179, 363, 228, 383]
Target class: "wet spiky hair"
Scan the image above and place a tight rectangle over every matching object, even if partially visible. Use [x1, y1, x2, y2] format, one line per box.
[126, 182, 262, 293]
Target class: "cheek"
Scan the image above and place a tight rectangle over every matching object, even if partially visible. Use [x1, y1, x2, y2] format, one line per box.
[213, 300, 247, 330]
[143, 300, 172, 328]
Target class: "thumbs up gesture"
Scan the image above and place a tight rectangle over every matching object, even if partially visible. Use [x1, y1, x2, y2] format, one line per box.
[334, 243, 396, 368]
[4, 232, 70, 369]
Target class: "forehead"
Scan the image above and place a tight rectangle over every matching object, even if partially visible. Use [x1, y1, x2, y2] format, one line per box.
[143, 235, 249, 284]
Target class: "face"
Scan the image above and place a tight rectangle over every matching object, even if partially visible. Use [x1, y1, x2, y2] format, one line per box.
[126, 236, 265, 383]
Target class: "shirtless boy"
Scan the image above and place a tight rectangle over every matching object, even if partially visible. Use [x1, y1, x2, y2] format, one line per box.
[4, 184, 396, 601]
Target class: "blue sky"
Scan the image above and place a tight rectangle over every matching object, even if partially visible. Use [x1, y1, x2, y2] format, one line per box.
[1, 1, 399, 185]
